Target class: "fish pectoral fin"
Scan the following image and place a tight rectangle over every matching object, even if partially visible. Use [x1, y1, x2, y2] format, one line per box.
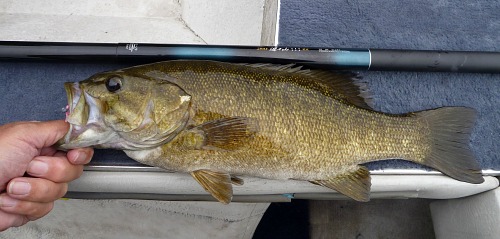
[311, 166, 371, 202]
[191, 170, 234, 204]
[194, 117, 259, 151]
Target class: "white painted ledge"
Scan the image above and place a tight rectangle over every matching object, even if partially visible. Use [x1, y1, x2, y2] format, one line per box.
[67, 171, 499, 202]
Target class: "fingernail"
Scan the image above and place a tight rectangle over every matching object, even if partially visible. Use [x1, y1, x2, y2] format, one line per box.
[74, 151, 88, 164]
[8, 181, 31, 196]
[27, 160, 49, 176]
[0, 195, 17, 207]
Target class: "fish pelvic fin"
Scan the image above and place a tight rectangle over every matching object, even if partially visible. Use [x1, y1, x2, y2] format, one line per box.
[230, 175, 245, 186]
[191, 170, 234, 204]
[311, 166, 371, 202]
[416, 107, 484, 184]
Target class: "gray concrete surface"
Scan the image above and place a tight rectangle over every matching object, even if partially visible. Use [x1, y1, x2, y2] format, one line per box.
[310, 199, 436, 239]
[1, 200, 269, 239]
[431, 187, 500, 239]
[0, 0, 276, 45]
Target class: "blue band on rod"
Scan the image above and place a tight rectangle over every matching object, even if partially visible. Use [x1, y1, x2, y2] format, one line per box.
[171, 47, 234, 58]
[329, 49, 371, 68]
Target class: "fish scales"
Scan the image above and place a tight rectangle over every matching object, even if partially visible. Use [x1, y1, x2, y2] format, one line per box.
[130, 61, 428, 178]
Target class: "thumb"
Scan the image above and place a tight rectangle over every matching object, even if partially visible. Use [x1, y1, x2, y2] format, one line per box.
[19, 120, 70, 149]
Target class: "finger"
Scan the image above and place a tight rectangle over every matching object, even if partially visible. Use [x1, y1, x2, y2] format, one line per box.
[67, 148, 94, 165]
[27, 155, 84, 183]
[7, 178, 67, 203]
[15, 120, 69, 149]
[33, 120, 70, 148]
[0, 210, 28, 232]
[39, 146, 58, 157]
[0, 194, 53, 220]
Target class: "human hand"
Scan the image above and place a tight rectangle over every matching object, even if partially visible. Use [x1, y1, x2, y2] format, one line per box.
[0, 120, 93, 231]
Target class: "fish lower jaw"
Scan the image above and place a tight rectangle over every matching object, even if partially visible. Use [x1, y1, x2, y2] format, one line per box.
[59, 123, 118, 149]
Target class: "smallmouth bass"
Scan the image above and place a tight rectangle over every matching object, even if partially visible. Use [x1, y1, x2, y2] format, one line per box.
[58, 60, 484, 203]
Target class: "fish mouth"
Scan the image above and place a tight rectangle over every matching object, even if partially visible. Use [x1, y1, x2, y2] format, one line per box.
[59, 82, 120, 150]
[64, 82, 77, 119]
[64, 82, 87, 125]
[59, 82, 89, 148]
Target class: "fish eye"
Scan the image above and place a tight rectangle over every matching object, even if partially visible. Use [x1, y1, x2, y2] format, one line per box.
[105, 76, 122, 92]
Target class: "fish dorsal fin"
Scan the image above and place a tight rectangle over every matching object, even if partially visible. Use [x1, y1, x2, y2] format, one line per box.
[241, 63, 373, 110]
[311, 166, 371, 202]
[304, 71, 373, 110]
[195, 117, 259, 151]
[191, 170, 233, 204]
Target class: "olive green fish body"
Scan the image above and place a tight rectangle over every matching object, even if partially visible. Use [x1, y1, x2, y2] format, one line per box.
[127, 61, 426, 179]
[59, 60, 484, 203]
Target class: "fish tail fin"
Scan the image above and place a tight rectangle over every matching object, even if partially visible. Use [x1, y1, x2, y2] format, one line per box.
[416, 107, 484, 184]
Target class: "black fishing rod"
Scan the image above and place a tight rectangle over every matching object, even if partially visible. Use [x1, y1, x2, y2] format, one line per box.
[0, 41, 499, 73]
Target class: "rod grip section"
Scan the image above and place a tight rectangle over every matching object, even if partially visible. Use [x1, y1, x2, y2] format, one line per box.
[370, 49, 500, 73]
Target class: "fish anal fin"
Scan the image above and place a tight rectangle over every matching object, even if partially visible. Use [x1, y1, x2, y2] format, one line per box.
[311, 166, 371, 202]
[191, 170, 233, 204]
[197, 117, 258, 151]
